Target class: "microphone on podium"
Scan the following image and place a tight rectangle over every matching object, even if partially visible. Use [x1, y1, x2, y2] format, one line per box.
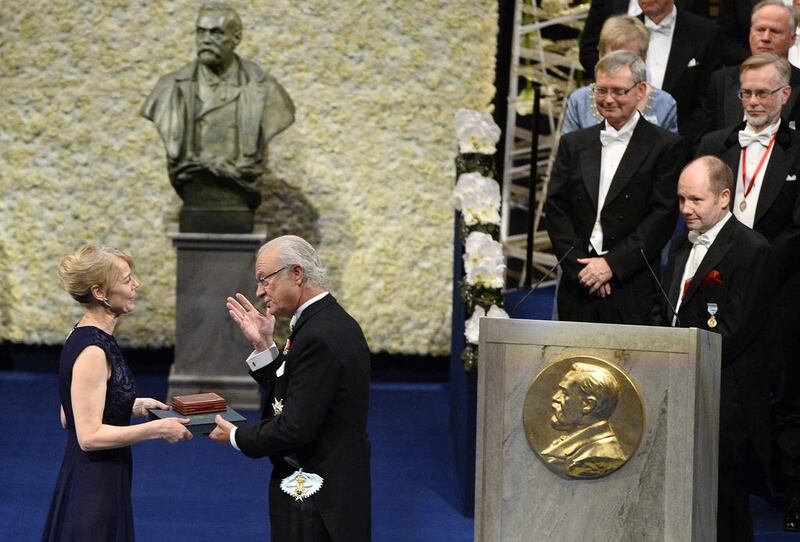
[510, 246, 574, 317]
[639, 248, 680, 327]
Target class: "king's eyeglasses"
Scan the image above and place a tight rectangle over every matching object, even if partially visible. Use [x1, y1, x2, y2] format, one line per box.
[592, 82, 642, 98]
[737, 86, 787, 100]
[256, 266, 287, 287]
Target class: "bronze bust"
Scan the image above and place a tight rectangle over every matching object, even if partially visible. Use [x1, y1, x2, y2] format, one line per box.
[141, 2, 294, 232]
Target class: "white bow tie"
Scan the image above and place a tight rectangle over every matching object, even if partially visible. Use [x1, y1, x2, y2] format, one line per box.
[738, 130, 772, 148]
[599, 129, 632, 147]
[688, 230, 711, 247]
[645, 19, 673, 35]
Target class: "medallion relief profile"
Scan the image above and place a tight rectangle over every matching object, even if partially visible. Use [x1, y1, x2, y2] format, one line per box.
[523, 355, 644, 479]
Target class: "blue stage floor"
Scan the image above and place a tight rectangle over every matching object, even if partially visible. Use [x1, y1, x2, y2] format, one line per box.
[0, 370, 796, 540]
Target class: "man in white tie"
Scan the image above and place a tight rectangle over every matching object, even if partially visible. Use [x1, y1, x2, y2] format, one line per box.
[637, 0, 722, 146]
[545, 51, 685, 324]
[659, 155, 777, 542]
[698, 53, 800, 430]
[209, 235, 372, 542]
[699, 55, 800, 533]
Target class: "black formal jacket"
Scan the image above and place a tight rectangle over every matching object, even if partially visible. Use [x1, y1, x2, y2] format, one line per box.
[697, 120, 800, 280]
[659, 216, 776, 481]
[579, 0, 712, 80]
[716, 0, 754, 66]
[545, 118, 685, 321]
[236, 295, 371, 542]
[703, 64, 800, 134]
[657, 10, 722, 147]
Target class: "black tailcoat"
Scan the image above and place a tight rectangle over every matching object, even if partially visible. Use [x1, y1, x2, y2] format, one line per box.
[236, 295, 371, 542]
[661, 216, 776, 540]
[545, 117, 685, 323]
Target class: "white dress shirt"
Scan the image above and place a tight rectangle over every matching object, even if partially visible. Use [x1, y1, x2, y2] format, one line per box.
[230, 291, 330, 450]
[590, 112, 640, 255]
[644, 6, 677, 89]
[673, 211, 732, 325]
[789, 27, 800, 69]
[734, 119, 780, 227]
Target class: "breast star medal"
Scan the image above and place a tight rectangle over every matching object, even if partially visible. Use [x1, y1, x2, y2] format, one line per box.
[280, 469, 324, 501]
[706, 303, 718, 329]
[272, 397, 284, 416]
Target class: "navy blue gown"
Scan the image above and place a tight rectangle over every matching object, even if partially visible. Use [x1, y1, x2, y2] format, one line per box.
[42, 326, 137, 542]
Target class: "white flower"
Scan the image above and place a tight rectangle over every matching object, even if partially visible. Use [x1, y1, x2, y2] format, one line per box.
[464, 305, 485, 344]
[453, 172, 500, 226]
[463, 231, 505, 288]
[454, 109, 501, 154]
[464, 304, 509, 345]
[486, 304, 509, 319]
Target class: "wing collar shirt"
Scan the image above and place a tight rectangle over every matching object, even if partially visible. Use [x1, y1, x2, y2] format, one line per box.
[644, 5, 677, 89]
[230, 291, 330, 450]
[673, 211, 732, 325]
[590, 112, 640, 255]
[734, 119, 781, 227]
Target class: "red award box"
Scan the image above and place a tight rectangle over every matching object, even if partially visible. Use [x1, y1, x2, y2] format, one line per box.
[171, 392, 228, 415]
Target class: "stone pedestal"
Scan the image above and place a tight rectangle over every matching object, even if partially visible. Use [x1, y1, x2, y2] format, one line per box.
[166, 223, 267, 410]
[475, 318, 721, 542]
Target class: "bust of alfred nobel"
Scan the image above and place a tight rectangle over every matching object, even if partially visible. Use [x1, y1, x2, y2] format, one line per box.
[540, 362, 627, 478]
[141, 2, 294, 231]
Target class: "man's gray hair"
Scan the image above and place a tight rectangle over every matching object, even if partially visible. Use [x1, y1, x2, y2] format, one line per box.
[752, 0, 798, 32]
[199, 2, 243, 39]
[741, 52, 792, 86]
[260, 235, 330, 289]
[569, 362, 621, 420]
[596, 50, 647, 84]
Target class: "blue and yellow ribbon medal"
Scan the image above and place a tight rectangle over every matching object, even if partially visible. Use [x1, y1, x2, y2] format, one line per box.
[706, 303, 718, 329]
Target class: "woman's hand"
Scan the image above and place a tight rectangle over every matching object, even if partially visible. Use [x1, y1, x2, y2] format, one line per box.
[132, 397, 169, 418]
[155, 418, 193, 444]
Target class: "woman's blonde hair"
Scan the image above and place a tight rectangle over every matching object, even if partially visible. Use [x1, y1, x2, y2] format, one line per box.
[58, 244, 135, 305]
[598, 15, 650, 57]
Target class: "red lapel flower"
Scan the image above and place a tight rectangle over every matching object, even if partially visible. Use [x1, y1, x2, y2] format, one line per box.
[702, 269, 722, 287]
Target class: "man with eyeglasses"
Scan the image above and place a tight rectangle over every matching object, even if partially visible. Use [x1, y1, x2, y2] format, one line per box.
[698, 52, 800, 534]
[545, 50, 685, 325]
[209, 235, 371, 542]
[705, 0, 800, 132]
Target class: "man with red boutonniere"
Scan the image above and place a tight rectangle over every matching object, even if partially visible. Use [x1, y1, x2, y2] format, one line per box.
[698, 52, 800, 532]
[657, 156, 778, 542]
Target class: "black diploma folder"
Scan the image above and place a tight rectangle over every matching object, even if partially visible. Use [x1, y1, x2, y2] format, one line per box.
[147, 407, 247, 435]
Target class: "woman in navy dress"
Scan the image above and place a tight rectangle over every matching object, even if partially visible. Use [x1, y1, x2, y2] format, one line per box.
[42, 245, 192, 542]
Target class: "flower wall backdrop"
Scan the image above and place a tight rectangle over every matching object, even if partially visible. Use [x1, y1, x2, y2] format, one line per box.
[0, 1, 497, 353]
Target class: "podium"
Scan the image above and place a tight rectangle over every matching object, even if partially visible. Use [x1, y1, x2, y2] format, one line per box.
[475, 318, 721, 541]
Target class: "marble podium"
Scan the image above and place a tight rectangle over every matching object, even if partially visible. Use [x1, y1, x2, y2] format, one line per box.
[475, 318, 721, 541]
[166, 223, 266, 410]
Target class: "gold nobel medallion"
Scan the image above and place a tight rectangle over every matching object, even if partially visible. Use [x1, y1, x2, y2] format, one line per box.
[707, 315, 717, 328]
[523, 355, 644, 479]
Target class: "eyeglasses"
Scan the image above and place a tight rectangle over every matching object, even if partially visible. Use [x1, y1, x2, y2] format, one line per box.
[256, 266, 287, 288]
[737, 86, 787, 100]
[592, 82, 642, 98]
